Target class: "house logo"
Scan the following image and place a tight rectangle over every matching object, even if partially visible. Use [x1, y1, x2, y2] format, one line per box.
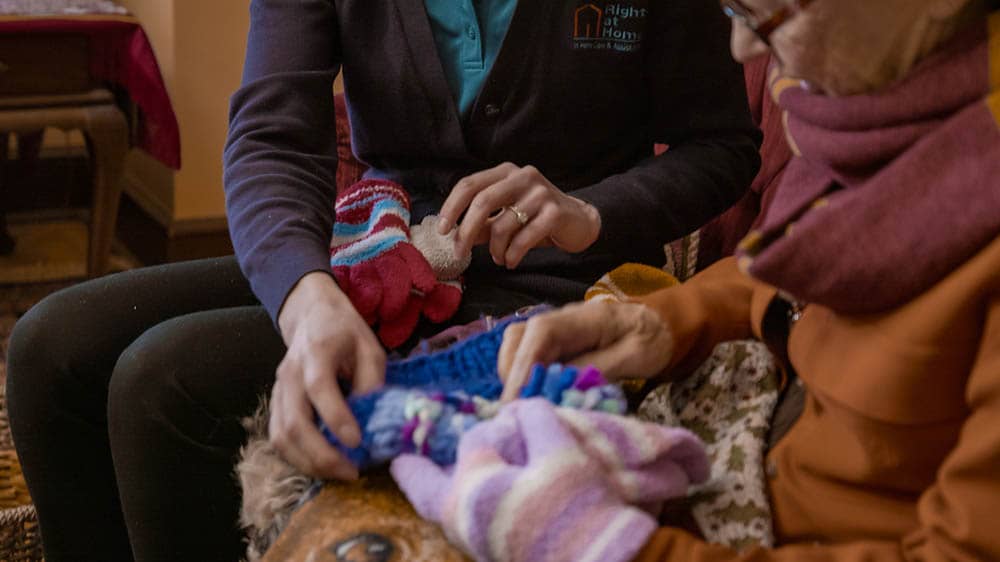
[574, 4, 603, 39]
[572, 2, 647, 52]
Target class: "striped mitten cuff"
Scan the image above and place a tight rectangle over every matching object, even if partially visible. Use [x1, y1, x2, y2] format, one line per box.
[330, 179, 452, 348]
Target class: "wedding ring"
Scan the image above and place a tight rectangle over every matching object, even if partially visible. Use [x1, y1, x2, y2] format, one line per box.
[506, 205, 530, 226]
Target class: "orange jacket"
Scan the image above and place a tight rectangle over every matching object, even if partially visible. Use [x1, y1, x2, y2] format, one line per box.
[633, 237, 1000, 561]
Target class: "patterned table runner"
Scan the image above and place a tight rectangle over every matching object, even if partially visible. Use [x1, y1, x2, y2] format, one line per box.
[0, 0, 125, 15]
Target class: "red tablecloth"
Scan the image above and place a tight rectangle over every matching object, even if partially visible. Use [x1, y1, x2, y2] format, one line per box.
[0, 14, 181, 169]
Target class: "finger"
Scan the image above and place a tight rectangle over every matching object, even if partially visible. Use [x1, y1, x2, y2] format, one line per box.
[272, 375, 358, 480]
[267, 377, 286, 440]
[568, 339, 649, 380]
[350, 335, 386, 396]
[504, 203, 560, 270]
[500, 316, 567, 402]
[500, 363, 537, 403]
[438, 163, 517, 234]
[454, 172, 529, 258]
[389, 454, 450, 522]
[499, 304, 611, 401]
[500, 320, 556, 401]
[488, 206, 526, 267]
[497, 322, 526, 381]
[302, 350, 363, 449]
[500, 335, 553, 401]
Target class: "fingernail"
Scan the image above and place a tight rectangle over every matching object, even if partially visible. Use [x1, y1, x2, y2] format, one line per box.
[506, 252, 521, 270]
[438, 217, 451, 234]
[338, 422, 361, 448]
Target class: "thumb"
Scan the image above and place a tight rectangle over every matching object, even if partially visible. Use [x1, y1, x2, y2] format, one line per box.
[390, 454, 451, 522]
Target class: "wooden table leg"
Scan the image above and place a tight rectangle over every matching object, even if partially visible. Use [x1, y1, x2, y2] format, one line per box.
[82, 104, 128, 277]
[0, 132, 13, 255]
[0, 91, 130, 276]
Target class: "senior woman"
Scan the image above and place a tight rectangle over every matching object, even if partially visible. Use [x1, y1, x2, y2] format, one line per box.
[477, 0, 1000, 560]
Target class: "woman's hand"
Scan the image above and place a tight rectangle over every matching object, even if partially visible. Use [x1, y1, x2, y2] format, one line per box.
[497, 300, 674, 401]
[437, 162, 601, 269]
[272, 272, 386, 480]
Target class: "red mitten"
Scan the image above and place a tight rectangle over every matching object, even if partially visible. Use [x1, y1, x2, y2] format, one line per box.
[330, 180, 462, 348]
[377, 293, 424, 350]
[422, 280, 463, 323]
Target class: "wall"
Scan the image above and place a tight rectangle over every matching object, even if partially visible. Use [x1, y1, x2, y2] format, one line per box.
[116, 0, 175, 86]
[115, 0, 178, 222]
[172, 0, 250, 220]
[116, 0, 249, 222]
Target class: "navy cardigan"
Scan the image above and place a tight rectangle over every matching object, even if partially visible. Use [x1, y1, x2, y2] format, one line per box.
[224, 0, 762, 320]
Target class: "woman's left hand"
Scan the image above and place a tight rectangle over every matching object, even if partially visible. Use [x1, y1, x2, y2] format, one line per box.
[497, 300, 675, 401]
[437, 162, 601, 269]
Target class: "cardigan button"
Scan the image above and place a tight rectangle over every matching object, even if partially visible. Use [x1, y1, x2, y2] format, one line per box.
[484, 103, 501, 118]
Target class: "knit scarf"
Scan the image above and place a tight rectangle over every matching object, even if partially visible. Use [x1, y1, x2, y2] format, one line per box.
[737, 12, 1000, 314]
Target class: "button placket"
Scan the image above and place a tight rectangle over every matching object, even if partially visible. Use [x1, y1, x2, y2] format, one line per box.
[461, 2, 484, 70]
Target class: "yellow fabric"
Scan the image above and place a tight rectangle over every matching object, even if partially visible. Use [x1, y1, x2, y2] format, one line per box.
[768, 66, 801, 103]
[768, 67, 804, 158]
[987, 11, 1000, 125]
[990, 11, 1000, 91]
[584, 263, 679, 303]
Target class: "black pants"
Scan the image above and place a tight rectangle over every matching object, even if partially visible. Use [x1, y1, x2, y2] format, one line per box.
[5, 256, 543, 562]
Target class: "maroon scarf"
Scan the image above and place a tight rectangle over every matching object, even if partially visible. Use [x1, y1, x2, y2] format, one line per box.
[737, 16, 1000, 314]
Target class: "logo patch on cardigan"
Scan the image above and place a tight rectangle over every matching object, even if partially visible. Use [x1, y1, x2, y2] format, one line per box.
[572, 2, 646, 52]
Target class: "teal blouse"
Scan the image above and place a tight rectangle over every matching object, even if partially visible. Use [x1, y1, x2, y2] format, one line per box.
[424, 0, 516, 116]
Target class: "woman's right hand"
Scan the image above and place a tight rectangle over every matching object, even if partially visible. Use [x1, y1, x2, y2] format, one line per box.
[497, 300, 674, 401]
[272, 272, 386, 480]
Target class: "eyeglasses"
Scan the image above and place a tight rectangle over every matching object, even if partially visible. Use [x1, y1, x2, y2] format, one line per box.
[720, 0, 816, 46]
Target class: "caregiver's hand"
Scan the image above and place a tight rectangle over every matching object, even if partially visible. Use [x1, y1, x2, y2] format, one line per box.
[437, 162, 601, 269]
[271, 272, 386, 480]
[497, 300, 674, 401]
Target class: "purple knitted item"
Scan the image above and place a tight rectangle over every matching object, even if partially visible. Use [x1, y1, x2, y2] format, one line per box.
[391, 399, 709, 562]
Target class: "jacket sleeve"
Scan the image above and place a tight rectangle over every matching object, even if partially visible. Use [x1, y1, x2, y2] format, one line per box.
[223, 0, 342, 321]
[634, 257, 777, 379]
[572, 0, 762, 263]
[633, 294, 1000, 562]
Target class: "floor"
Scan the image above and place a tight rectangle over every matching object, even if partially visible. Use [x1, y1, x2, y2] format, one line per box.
[0, 210, 139, 284]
